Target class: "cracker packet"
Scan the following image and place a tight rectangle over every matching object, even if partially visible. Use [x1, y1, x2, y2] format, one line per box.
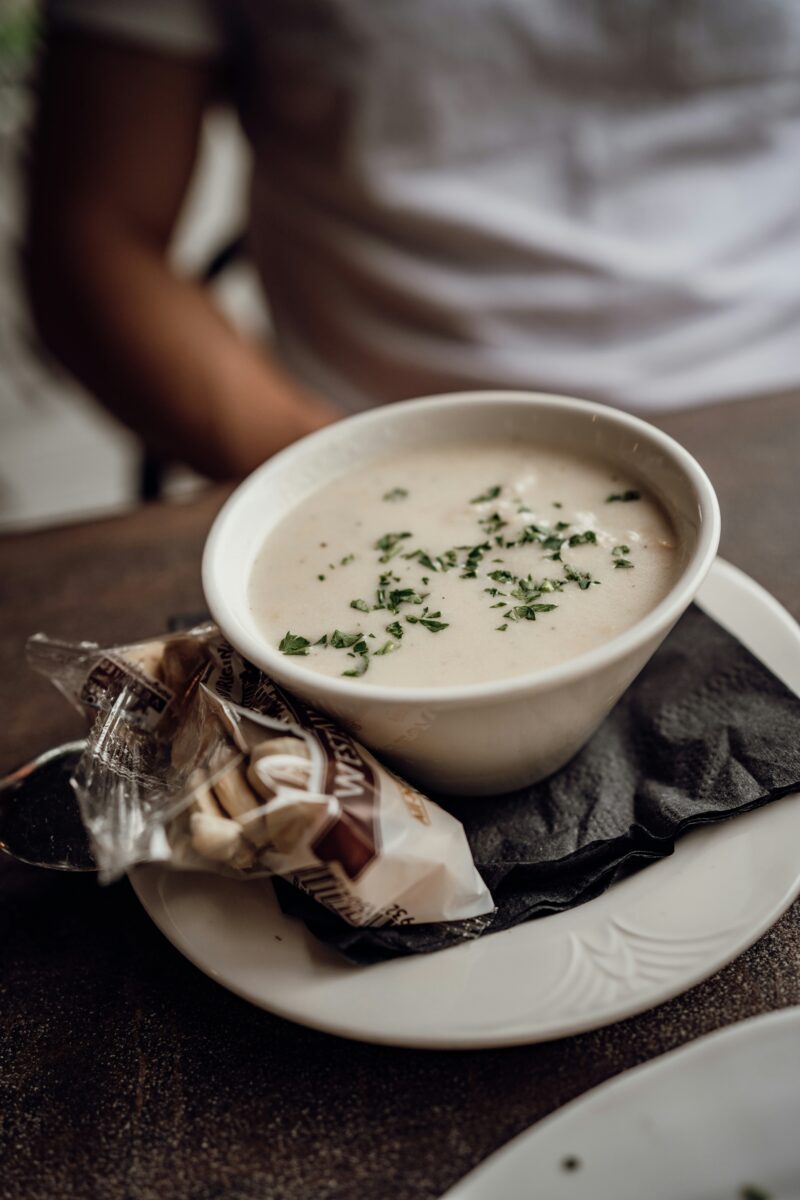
[27, 629, 494, 931]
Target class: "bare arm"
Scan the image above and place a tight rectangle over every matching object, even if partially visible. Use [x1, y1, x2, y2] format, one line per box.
[25, 35, 339, 480]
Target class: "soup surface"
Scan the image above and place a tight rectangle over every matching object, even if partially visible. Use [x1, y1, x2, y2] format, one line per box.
[248, 443, 681, 688]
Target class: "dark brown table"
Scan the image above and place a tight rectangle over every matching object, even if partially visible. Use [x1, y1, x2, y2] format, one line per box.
[1, 393, 798, 1200]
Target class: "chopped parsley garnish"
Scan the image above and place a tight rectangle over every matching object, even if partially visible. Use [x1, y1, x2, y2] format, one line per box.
[279, 632, 311, 656]
[458, 541, 492, 578]
[563, 563, 596, 590]
[470, 485, 501, 504]
[509, 576, 546, 602]
[606, 490, 641, 502]
[386, 587, 424, 612]
[375, 530, 413, 561]
[405, 615, 449, 632]
[342, 650, 369, 677]
[479, 512, 507, 535]
[318, 574, 326, 581]
[295, 478, 632, 679]
[404, 548, 439, 571]
[517, 524, 544, 544]
[330, 629, 363, 649]
[510, 603, 558, 621]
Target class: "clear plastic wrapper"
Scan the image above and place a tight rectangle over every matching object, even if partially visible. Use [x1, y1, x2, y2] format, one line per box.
[27, 628, 494, 931]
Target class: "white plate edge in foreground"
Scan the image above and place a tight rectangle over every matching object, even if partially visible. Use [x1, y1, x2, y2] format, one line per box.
[441, 1006, 800, 1199]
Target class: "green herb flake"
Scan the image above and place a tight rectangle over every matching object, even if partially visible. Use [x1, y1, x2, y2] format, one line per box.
[568, 531, 597, 547]
[606, 490, 641, 503]
[385, 621, 404, 639]
[405, 614, 449, 632]
[612, 544, 631, 557]
[382, 487, 409, 502]
[552, 501, 563, 508]
[342, 653, 369, 677]
[488, 569, 514, 583]
[278, 632, 311, 656]
[513, 603, 558, 620]
[490, 601, 506, 608]
[404, 548, 439, 571]
[317, 574, 326, 581]
[555, 521, 570, 531]
[479, 512, 507, 535]
[495, 623, 508, 632]
[470, 485, 501, 504]
[375, 530, 413, 561]
[314, 634, 328, 646]
[340, 554, 355, 566]
[614, 558, 634, 569]
[563, 563, 595, 590]
[330, 629, 363, 649]
[387, 587, 423, 612]
[350, 598, 370, 612]
[420, 618, 449, 632]
[374, 640, 398, 656]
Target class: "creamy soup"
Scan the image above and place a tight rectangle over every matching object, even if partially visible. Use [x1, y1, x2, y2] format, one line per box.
[248, 443, 682, 688]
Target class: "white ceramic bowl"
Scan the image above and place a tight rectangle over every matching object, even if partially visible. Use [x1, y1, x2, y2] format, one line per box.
[203, 392, 720, 795]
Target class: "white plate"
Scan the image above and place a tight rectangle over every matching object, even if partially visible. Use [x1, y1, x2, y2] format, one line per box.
[442, 1007, 800, 1199]
[132, 558, 800, 1049]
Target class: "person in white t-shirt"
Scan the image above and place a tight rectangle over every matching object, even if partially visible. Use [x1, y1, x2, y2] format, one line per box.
[26, 1, 800, 478]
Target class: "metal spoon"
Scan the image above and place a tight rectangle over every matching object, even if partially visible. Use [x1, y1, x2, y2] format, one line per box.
[0, 741, 96, 871]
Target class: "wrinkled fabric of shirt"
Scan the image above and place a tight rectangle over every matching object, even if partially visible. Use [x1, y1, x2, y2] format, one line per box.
[51, 0, 800, 412]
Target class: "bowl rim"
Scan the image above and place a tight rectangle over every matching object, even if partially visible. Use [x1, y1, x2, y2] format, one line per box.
[202, 390, 721, 708]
